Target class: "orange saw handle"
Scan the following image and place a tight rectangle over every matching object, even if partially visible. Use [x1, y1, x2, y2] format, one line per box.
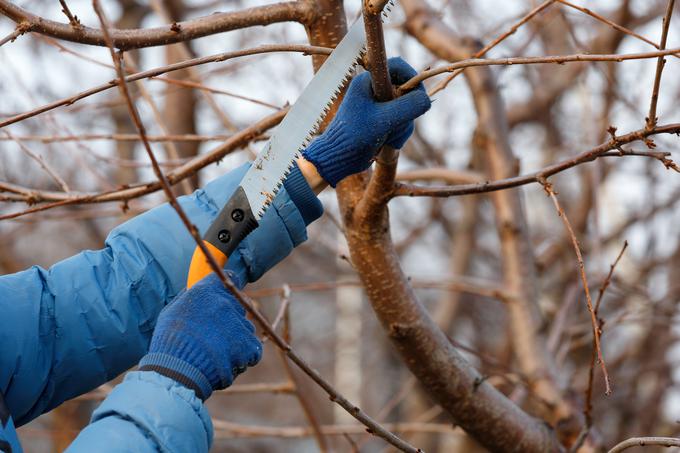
[186, 186, 258, 289]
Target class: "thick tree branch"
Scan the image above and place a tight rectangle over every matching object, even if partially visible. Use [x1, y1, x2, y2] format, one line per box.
[0, 0, 315, 50]
[329, 1, 563, 451]
[357, 1, 399, 219]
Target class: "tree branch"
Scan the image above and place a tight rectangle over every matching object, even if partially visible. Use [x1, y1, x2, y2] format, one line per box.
[392, 126, 680, 198]
[0, 44, 331, 128]
[0, 0, 315, 50]
[608, 437, 680, 453]
[399, 46, 680, 93]
[645, 0, 675, 129]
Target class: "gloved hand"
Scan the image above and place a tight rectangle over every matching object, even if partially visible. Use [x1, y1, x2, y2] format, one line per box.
[139, 273, 262, 401]
[302, 57, 431, 187]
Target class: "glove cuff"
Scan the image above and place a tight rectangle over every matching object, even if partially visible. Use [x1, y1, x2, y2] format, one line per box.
[282, 161, 324, 225]
[139, 352, 213, 401]
[302, 126, 360, 188]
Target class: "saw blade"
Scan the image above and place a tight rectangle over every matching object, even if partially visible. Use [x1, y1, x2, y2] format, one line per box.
[240, 3, 394, 219]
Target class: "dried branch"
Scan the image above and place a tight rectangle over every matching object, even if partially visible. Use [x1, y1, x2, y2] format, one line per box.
[58, 0, 80, 28]
[245, 277, 509, 301]
[400, 46, 680, 93]
[396, 168, 485, 185]
[212, 420, 455, 438]
[393, 125, 680, 197]
[572, 241, 629, 452]
[0, 108, 288, 218]
[607, 437, 680, 453]
[3, 131, 70, 192]
[0, 22, 30, 47]
[645, 0, 675, 129]
[0, 44, 331, 128]
[594, 241, 628, 314]
[540, 179, 611, 395]
[0, 1, 315, 50]
[0, 133, 236, 143]
[430, 0, 556, 96]
[556, 0, 669, 53]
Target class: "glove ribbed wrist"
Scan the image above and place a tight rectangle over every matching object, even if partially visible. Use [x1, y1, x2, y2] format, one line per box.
[139, 353, 213, 401]
[302, 124, 369, 188]
[282, 161, 324, 224]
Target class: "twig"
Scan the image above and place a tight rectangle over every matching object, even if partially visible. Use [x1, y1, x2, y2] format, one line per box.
[151, 76, 282, 110]
[0, 22, 30, 47]
[3, 131, 70, 192]
[429, 0, 556, 96]
[58, 0, 80, 27]
[401, 46, 680, 94]
[571, 241, 628, 452]
[556, 0, 673, 55]
[76, 382, 296, 400]
[91, 3, 418, 451]
[0, 133, 236, 143]
[540, 178, 611, 396]
[246, 277, 508, 301]
[262, 284, 292, 344]
[646, 0, 676, 130]
[277, 348, 329, 452]
[0, 44, 330, 128]
[211, 420, 455, 439]
[594, 241, 628, 314]
[607, 437, 680, 453]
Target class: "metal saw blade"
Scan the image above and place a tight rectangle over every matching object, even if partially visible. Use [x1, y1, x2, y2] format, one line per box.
[239, 5, 392, 219]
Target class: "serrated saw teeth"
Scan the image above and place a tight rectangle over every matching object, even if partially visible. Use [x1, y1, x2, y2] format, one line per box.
[239, 9, 395, 221]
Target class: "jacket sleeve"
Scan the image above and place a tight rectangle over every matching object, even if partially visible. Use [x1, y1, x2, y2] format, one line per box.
[66, 371, 212, 453]
[0, 163, 323, 427]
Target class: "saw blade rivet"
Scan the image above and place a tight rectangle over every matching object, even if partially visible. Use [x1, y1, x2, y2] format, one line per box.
[231, 209, 244, 222]
[218, 230, 231, 243]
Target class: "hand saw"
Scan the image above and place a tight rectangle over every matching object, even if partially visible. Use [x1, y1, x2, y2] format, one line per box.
[186, 8, 392, 288]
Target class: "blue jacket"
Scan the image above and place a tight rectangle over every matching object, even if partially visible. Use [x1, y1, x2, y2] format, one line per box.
[0, 163, 323, 453]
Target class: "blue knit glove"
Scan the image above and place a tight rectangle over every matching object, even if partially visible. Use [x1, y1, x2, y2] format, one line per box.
[302, 57, 431, 187]
[139, 273, 262, 401]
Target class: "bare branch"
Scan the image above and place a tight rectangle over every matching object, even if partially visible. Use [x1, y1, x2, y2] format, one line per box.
[0, 22, 30, 47]
[393, 124, 680, 198]
[608, 437, 680, 453]
[58, 0, 80, 28]
[0, 44, 331, 128]
[430, 0, 556, 96]
[3, 131, 70, 192]
[540, 179, 611, 396]
[0, 1, 315, 50]
[401, 46, 680, 93]
[645, 0, 675, 129]
[212, 420, 456, 438]
[557, 0, 667, 53]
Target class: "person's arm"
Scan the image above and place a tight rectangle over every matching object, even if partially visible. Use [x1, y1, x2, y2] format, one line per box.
[0, 56, 430, 434]
[67, 274, 258, 453]
[65, 58, 431, 453]
[0, 162, 321, 427]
